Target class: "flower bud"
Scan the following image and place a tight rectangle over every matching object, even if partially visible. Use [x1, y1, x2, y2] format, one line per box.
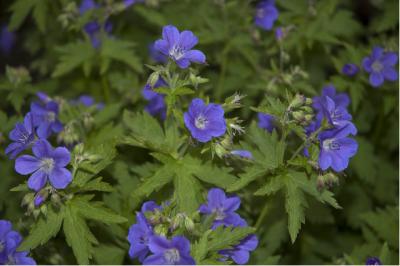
[147, 72, 160, 88]
[300, 106, 313, 114]
[292, 111, 305, 121]
[22, 193, 34, 207]
[51, 193, 61, 206]
[289, 94, 306, 109]
[214, 143, 228, 158]
[184, 216, 195, 232]
[34, 189, 49, 207]
[154, 224, 168, 237]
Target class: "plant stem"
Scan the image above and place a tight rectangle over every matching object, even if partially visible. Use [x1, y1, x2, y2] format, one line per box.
[255, 202, 270, 229]
[289, 126, 325, 161]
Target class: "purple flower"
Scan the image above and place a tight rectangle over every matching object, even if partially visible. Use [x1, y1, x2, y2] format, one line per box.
[36, 92, 52, 104]
[257, 113, 275, 133]
[124, 0, 144, 7]
[199, 188, 246, 229]
[141, 201, 161, 213]
[149, 42, 168, 63]
[318, 124, 358, 172]
[254, 0, 279, 31]
[275, 27, 284, 41]
[154, 25, 206, 69]
[79, 0, 98, 13]
[72, 95, 104, 109]
[230, 150, 253, 159]
[317, 96, 357, 133]
[33, 193, 45, 207]
[142, 79, 167, 119]
[219, 234, 258, 264]
[127, 213, 154, 262]
[184, 98, 226, 143]
[366, 257, 382, 265]
[0, 220, 36, 265]
[79, 0, 113, 48]
[0, 25, 16, 55]
[30, 101, 63, 139]
[312, 85, 350, 111]
[342, 63, 359, 77]
[362, 46, 398, 87]
[5, 113, 36, 159]
[143, 235, 195, 265]
[15, 140, 72, 191]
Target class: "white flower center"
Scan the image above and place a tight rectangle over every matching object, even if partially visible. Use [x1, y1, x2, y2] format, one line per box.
[164, 248, 180, 264]
[323, 138, 340, 151]
[213, 207, 226, 220]
[256, 8, 265, 18]
[40, 158, 55, 173]
[195, 115, 208, 129]
[169, 45, 185, 60]
[371, 61, 383, 72]
[46, 111, 56, 122]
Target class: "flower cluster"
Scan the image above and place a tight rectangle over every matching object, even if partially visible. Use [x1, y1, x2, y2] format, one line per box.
[311, 85, 358, 172]
[127, 201, 195, 265]
[0, 220, 36, 265]
[6, 93, 72, 206]
[199, 188, 258, 264]
[5, 93, 63, 159]
[127, 188, 257, 265]
[341, 46, 398, 88]
[79, 0, 113, 48]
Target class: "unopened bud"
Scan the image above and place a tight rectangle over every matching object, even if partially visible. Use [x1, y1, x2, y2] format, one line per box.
[147, 72, 160, 88]
[184, 216, 195, 232]
[51, 193, 61, 206]
[22, 193, 34, 207]
[290, 94, 306, 109]
[214, 143, 228, 158]
[305, 97, 313, 105]
[154, 224, 168, 237]
[300, 106, 313, 114]
[292, 111, 305, 121]
[304, 114, 314, 122]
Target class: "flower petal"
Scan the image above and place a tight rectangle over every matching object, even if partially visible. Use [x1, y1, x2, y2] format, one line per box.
[178, 30, 198, 50]
[176, 58, 190, 69]
[184, 49, 206, 64]
[154, 39, 170, 56]
[49, 167, 72, 189]
[32, 139, 53, 158]
[172, 236, 191, 254]
[382, 67, 398, 81]
[369, 72, 384, 87]
[36, 122, 52, 139]
[207, 188, 226, 208]
[381, 52, 398, 66]
[15, 155, 40, 175]
[148, 235, 171, 253]
[231, 249, 250, 265]
[318, 151, 331, 171]
[27, 170, 48, 191]
[162, 25, 179, 47]
[52, 147, 71, 167]
[143, 254, 165, 265]
[223, 196, 241, 213]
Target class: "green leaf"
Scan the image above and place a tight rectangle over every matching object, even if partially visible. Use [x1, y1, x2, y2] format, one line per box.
[207, 226, 255, 252]
[174, 170, 203, 214]
[94, 245, 126, 265]
[18, 207, 64, 251]
[10, 183, 29, 192]
[100, 38, 143, 73]
[80, 177, 114, 192]
[8, 0, 36, 30]
[245, 124, 285, 169]
[131, 164, 174, 199]
[284, 176, 307, 243]
[63, 204, 97, 265]
[254, 175, 285, 196]
[227, 166, 266, 192]
[52, 42, 95, 78]
[73, 141, 117, 187]
[71, 196, 127, 224]
[32, 0, 48, 32]
[185, 156, 237, 189]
